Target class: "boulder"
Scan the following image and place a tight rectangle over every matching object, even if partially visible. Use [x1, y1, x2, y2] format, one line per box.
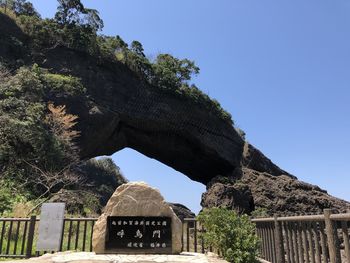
[92, 182, 182, 254]
[168, 203, 195, 221]
[201, 176, 254, 214]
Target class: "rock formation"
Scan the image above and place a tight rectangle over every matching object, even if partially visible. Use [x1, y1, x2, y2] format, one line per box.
[1, 12, 349, 215]
[201, 143, 350, 215]
[168, 203, 195, 221]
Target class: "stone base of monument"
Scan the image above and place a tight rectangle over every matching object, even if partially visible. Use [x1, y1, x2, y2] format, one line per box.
[92, 182, 182, 254]
[3, 251, 229, 263]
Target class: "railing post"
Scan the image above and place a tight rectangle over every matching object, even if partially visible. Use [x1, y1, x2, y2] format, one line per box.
[274, 215, 285, 263]
[324, 209, 341, 263]
[26, 216, 36, 258]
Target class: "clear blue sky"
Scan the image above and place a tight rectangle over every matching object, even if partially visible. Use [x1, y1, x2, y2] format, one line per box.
[30, 0, 350, 214]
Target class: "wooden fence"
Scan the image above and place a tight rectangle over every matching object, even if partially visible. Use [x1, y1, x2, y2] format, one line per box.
[3, 210, 348, 262]
[252, 209, 350, 263]
[182, 218, 205, 253]
[0, 216, 97, 258]
[0, 217, 203, 258]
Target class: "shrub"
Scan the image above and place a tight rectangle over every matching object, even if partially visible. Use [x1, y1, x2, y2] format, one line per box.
[197, 207, 259, 263]
[0, 180, 28, 215]
[43, 73, 85, 96]
[251, 207, 269, 218]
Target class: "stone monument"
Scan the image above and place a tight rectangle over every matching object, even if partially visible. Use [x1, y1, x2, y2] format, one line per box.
[92, 182, 182, 254]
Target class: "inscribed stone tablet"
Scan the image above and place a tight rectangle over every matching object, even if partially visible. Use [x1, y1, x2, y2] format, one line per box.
[36, 203, 65, 251]
[106, 216, 172, 253]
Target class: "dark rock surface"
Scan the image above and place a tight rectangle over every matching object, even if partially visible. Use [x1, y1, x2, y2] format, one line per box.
[201, 176, 255, 214]
[201, 155, 350, 215]
[242, 142, 294, 178]
[169, 203, 196, 220]
[1, 13, 350, 215]
[241, 167, 350, 215]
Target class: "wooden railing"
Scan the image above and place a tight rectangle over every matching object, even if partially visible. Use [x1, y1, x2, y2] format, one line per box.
[0, 216, 97, 258]
[182, 218, 205, 253]
[4, 211, 347, 262]
[0, 216, 200, 258]
[252, 209, 350, 263]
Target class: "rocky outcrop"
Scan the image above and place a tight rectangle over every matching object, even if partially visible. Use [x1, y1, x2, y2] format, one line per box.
[92, 182, 182, 254]
[240, 168, 350, 215]
[169, 203, 195, 220]
[201, 176, 255, 214]
[202, 167, 350, 216]
[242, 142, 294, 178]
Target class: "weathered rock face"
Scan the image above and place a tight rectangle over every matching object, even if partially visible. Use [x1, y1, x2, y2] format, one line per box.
[201, 175, 254, 214]
[201, 166, 350, 216]
[239, 168, 350, 215]
[92, 182, 182, 254]
[242, 143, 294, 178]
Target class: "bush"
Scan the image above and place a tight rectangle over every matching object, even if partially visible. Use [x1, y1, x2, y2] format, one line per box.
[43, 73, 85, 96]
[197, 207, 259, 263]
[251, 207, 269, 218]
[0, 180, 28, 215]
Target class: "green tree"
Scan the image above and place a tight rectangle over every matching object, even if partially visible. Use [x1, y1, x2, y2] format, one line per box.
[12, 0, 39, 17]
[126, 41, 153, 79]
[97, 35, 128, 60]
[82, 8, 104, 32]
[55, 0, 103, 32]
[0, 0, 14, 13]
[0, 65, 85, 206]
[54, 0, 84, 25]
[151, 53, 200, 89]
[130, 40, 145, 57]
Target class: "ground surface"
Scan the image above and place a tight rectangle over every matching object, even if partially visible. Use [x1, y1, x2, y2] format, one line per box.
[4, 252, 228, 263]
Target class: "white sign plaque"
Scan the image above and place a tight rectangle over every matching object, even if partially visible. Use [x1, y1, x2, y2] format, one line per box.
[36, 203, 65, 251]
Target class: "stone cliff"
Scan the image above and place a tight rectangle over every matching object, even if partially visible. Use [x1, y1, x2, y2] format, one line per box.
[1, 13, 349, 215]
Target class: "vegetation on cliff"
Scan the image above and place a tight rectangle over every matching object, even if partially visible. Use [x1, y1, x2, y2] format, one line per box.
[0, 0, 236, 214]
[0, 0, 233, 123]
[0, 64, 126, 216]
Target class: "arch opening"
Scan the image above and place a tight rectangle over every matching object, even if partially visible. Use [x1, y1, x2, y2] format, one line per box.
[109, 148, 206, 214]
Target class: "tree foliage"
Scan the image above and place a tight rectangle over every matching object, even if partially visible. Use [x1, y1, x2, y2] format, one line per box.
[152, 53, 199, 89]
[54, 0, 84, 25]
[55, 0, 103, 32]
[2, 0, 233, 123]
[0, 0, 39, 17]
[197, 208, 260, 263]
[0, 65, 85, 205]
[12, 0, 38, 16]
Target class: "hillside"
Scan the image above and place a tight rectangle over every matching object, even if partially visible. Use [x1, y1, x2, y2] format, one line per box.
[0, 3, 349, 216]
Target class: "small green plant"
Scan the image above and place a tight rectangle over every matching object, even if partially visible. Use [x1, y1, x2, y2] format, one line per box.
[251, 207, 269, 218]
[197, 207, 259, 263]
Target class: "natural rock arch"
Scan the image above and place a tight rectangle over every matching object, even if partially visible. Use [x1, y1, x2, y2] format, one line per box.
[0, 10, 243, 186]
[38, 46, 244, 185]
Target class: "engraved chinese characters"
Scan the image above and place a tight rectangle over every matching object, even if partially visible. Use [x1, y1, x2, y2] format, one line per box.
[92, 182, 182, 254]
[106, 216, 171, 253]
